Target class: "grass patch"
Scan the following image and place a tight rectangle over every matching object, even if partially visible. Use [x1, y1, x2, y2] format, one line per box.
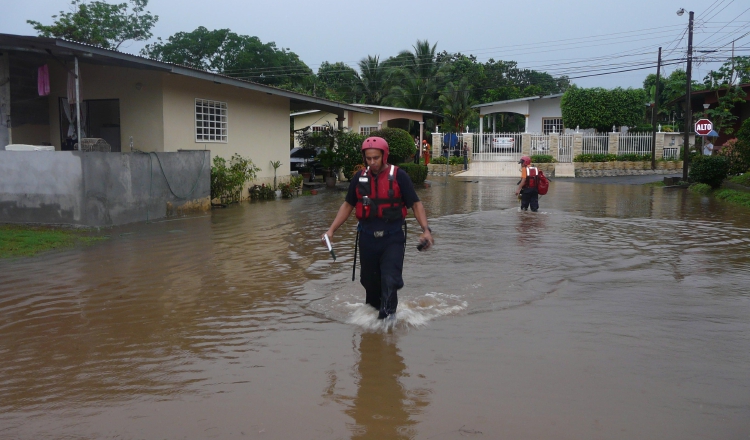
[728, 173, 750, 187]
[714, 189, 750, 208]
[0, 225, 107, 259]
[689, 183, 712, 195]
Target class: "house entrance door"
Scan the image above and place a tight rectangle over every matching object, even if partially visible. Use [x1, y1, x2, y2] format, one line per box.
[86, 99, 121, 152]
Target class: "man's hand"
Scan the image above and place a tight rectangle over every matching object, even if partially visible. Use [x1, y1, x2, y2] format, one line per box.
[418, 229, 434, 251]
[321, 230, 334, 242]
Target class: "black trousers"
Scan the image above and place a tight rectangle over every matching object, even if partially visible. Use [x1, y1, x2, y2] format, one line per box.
[521, 187, 539, 211]
[358, 229, 406, 317]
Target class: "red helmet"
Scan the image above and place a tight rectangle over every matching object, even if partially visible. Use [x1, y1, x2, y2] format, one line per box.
[518, 156, 531, 166]
[362, 136, 389, 164]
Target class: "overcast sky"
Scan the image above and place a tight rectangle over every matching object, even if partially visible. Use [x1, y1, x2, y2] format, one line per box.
[2, 0, 748, 90]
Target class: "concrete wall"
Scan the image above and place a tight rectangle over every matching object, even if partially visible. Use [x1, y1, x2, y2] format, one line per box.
[0, 150, 210, 226]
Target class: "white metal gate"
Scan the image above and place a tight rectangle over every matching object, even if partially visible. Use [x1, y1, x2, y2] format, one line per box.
[472, 133, 522, 162]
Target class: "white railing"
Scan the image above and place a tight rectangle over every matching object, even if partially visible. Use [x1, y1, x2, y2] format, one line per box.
[582, 134, 609, 156]
[663, 147, 680, 160]
[472, 133, 522, 162]
[618, 133, 652, 156]
[559, 134, 573, 163]
[530, 134, 548, 154]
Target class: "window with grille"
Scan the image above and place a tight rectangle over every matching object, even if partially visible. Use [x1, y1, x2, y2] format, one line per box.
[195, 99, 227, 142]
[360, 126, 379, 136]
[542, 118, 563, 135]
[311, 125, 325, 133]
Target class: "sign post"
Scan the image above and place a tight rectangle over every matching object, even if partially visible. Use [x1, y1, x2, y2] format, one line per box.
[694, 119, 713, 136]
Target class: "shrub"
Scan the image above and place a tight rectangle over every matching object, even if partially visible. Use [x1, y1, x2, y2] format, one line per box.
[689, 156, 729, 189]
[211, 154, 260, 204]
[531, 154, 555, 163]
[248, 184, 275, 200]
[431, 156, 447, 164]
[278, 182, 295, 198]
[689, 183, 712, 194]
[719, 119, 750, 174]
[573, 153, 617, 162]
[616, 153, 651, 161]
[398, 163, 428, 184]
[430, 156, 463, 165]
[335, 130, 366, 180]
[368, 127, 417, 164]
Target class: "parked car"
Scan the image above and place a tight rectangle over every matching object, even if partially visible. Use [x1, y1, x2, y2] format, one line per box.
[290, 147, 324, 175]
[491, 137, 515, 151]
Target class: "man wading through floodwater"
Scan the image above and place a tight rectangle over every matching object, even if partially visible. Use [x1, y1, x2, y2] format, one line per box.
[323, 137, 434, 320]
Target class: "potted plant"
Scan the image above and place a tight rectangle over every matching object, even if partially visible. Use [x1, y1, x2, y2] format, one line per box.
[317, 149, 338, 188]
[270, 160, 283, 198]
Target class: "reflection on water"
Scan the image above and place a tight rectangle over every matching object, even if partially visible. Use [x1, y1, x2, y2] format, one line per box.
[1, 177, 749, 438]
[346, 333, 428, 439]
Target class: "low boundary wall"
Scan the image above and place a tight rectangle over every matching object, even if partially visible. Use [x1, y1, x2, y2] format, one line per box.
[0, 150, 210, 227]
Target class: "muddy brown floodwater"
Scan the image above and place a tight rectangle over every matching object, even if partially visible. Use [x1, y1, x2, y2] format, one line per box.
[1, 176, 749, 439]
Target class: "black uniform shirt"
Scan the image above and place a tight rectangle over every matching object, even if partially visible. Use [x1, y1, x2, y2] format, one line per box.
[345, 166, 420, 233]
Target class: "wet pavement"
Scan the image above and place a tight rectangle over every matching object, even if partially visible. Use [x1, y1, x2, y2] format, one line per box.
[1, 175, 749, 439]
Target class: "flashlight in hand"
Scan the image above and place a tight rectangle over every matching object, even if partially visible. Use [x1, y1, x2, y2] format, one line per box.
[324, 234, 336, 261]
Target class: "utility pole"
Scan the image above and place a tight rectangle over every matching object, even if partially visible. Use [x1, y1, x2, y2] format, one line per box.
[651, 47, 661, 170]
[682, 11, 694, 181]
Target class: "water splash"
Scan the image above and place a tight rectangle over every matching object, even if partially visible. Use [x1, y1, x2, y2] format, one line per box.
[341, 292, 467, 331]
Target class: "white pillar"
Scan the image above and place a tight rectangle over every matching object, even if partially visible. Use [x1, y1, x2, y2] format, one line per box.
[419, 121, 424, 156]
[492, 114, 496, 133]
[75, 57, 82, 150]
[524, 114, 529, 133]
[479, 115, 483, 135]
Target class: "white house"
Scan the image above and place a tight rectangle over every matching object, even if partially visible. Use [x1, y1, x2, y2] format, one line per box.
[291, 104, 432, 147]
[472, 94, 563, 134]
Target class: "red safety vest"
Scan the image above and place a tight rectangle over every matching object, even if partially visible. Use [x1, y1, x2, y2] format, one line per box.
[354, 165, 408, 222]
[523, 166, 539, 189]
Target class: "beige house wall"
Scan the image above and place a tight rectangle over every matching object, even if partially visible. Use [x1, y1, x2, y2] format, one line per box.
[46, 62, 165, 151]
[349, 111, 381, 133]
[162, 74, 290, 182]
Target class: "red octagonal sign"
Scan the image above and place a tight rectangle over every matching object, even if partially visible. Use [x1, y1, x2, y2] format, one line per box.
[695, 118, 713, 136]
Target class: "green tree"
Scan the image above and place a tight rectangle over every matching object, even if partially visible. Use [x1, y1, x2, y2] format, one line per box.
[385, 40, 445, 111]
[28, 0, 158, 50]
[141, 27, 312, 88]
[702, 57, 750, 136]
[561, 86, 648, 132]
[355, 55, 391, 105]
[439, 78, 476, 132]
[317, 61, 359, 102]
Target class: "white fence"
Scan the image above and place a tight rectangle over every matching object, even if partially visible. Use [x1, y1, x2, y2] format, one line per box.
[618, 133, 652, 156]
[582, 134, 609, 156]
[435, 132, 670, 168]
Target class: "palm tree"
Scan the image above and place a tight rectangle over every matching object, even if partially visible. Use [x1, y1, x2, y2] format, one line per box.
[356, 55, 390, 105]
[439, 79, 476, 132]
[385, 40, 445, 111]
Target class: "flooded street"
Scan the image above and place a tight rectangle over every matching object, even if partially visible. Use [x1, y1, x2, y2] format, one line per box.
[1, 176, 749, 439]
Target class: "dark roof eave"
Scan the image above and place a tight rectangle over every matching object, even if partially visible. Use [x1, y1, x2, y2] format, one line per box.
[0, 34, 369, 115]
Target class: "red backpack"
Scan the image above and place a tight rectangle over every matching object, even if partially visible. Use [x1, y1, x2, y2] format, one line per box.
[527, 167, 549, 195]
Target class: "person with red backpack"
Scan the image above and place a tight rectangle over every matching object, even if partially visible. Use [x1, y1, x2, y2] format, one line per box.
[323, 137, 434, 320]
[515, 155, 541, 212]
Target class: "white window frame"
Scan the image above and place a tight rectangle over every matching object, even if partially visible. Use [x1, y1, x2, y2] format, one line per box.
[311, 125, 325, 133]
[542, 117, 563, 135]
[195, 98, 228, 143]
[360, 125, 379, 136]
